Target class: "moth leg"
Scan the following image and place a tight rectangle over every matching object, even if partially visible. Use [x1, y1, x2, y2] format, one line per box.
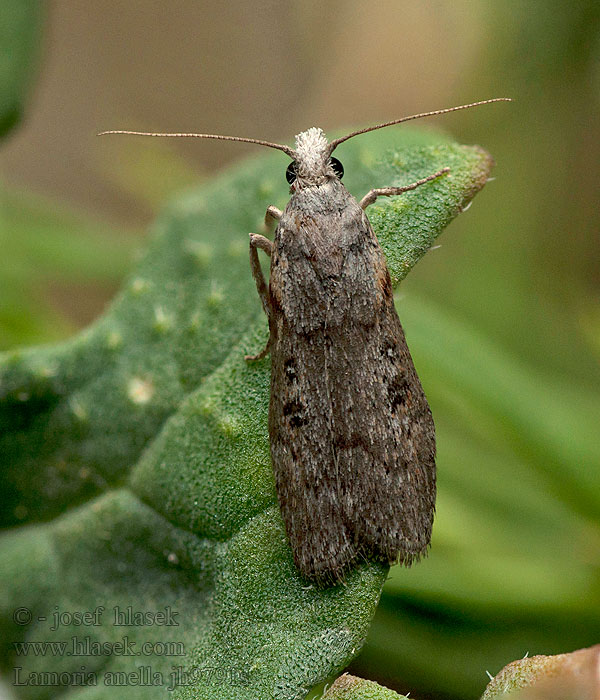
[245, 232, 274, 362]
[244, 337, 272, 362]
[359, 167, 450, 210]
[263, 205, 283, 235]
[250, 232, 273, 257]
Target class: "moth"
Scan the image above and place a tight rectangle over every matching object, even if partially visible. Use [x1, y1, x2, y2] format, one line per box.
[100, 98, 509, 585]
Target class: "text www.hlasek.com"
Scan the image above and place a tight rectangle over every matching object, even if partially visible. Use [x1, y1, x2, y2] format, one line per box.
[13, 636, 184, 657]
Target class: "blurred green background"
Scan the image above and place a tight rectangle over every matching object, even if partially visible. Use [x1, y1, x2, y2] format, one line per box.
[1, 2, 598, 699]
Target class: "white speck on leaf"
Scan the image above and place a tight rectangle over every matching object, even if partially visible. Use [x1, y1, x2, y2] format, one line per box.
[128, 377, 154, 404]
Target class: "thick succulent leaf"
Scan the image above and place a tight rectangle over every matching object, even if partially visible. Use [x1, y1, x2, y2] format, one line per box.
[481, 645, 600, 699]
[322, 674, 409, 699]
[0, 1, 42, 138]
[0, 127, 493, 699]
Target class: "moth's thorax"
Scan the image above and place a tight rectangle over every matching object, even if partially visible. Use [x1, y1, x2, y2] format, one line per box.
[283, 177, 355, 219]
[292, 127, 337, 189]
[275, 179, 371, 279]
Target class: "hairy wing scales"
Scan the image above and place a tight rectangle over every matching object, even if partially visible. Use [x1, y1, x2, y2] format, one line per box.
[270, 331, 356, 585]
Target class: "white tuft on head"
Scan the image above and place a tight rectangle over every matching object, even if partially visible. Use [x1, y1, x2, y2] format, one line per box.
[294, 127, 329, 175]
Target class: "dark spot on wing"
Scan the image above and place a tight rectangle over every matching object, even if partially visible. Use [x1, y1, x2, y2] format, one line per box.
[283, 398, 306, 427]
[289, 414, 306, 428]
[388, 373, 410, 412]
[284, 358, 297, 383]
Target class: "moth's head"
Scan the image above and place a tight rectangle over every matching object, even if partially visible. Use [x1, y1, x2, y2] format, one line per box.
[286, 128, 344, 191]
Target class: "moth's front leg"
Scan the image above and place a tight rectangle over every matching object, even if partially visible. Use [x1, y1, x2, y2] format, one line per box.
[359, 167, 450, 210]
[245, 231, 274, 362]
[264, 205, 283, 230]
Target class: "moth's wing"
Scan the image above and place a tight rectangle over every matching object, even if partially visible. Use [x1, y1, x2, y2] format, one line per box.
[330, 292, 436, 565]
[269, 327, 357, 585]
[269, 310, 436, 584]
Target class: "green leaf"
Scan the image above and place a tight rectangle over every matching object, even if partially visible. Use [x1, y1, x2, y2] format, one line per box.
[0, 127, 492, 698]
[0, 1, 43, 138]
[322, 674, 409, 699]
[481, 645, 600, 699]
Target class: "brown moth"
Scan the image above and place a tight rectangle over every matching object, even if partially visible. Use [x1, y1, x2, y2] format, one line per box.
[248, 128, 442, 587]
[100, 98, 509, 585]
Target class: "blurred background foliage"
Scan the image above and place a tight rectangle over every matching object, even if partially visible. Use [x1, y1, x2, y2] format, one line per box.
[0, 2, 598, 700]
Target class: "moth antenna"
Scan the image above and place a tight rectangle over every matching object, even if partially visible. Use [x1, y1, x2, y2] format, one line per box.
[97, 129, 296, 157]
[327, 97, 512, 153]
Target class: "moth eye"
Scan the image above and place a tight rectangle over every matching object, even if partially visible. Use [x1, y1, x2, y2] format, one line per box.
[286, 161, 297, 184]
[330, 157, 344, 179]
